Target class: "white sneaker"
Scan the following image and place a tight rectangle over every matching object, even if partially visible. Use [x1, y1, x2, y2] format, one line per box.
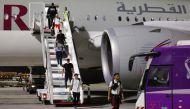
[59, 64, 62, 67]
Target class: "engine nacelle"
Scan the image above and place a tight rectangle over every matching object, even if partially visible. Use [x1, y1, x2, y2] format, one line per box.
[101, 26, 190, 90]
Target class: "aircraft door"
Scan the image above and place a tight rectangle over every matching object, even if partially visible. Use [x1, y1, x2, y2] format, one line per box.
[29, 2, 45, 29]
[145, 65, 172, 109]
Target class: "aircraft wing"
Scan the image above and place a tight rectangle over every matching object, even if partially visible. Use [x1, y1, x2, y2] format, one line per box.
[144, 21, 190, 33]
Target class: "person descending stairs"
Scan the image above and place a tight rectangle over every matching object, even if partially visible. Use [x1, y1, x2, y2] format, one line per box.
[39, 11, 84, 105]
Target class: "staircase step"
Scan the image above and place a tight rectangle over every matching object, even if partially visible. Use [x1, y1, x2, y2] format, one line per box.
[50, 55, 56, 59]
[51, 64, 58, 67]
[53, 95, 68, 100]
[52, 73, 65, 78]
[49, 49, 55, 53]
[47, 36, 56, 39]
[53, 85, 65, 88]
[51, 70, 62, 73]
[47, 39, 56, 43]
[53, 81, 71, 88]
[52, 78, 72, 86]
[51, 67, 63, 70]
[51, 69, 63, 72]
[48, 43, 55, 47]
[51, 60, 67, 65]
[50, 60, 58, 64]
[44, 29, 51, 33]
[53, 78, 64, 80]
[52, 70, 61, 74]
[49, 52, 56, 55]
[53, 88, 70, 92]
[50, 65, 62, 69]
[53, 83, 71, 87]
[47, 41, 55, 45]
[53, 91, 70, 95]
[49, 47, 54, 49]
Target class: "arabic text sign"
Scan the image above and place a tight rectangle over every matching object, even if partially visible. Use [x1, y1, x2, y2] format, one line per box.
[117, 2, 187, 15]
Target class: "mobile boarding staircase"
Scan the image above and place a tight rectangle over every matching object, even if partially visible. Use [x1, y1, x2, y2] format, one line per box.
[38, 14, 84, 105]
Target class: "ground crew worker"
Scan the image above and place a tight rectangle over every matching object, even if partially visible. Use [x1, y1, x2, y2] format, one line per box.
[108, 73, 124, 109]
[63, 7, 70, 21]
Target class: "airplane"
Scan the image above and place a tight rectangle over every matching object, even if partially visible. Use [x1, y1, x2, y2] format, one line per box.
[0, 0, 190, 90]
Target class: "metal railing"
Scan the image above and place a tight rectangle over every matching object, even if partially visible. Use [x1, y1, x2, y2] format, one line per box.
[37, 12, 54, 104]
[64, 17, 84, 104]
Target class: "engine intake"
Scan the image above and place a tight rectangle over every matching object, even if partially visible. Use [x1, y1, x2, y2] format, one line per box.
[101, 26, 190, 89]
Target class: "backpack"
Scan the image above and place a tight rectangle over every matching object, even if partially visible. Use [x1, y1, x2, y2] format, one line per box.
[111, 80, 121, 90]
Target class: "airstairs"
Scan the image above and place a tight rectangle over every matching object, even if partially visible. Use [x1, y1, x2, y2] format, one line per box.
[37, 13, 83, 105]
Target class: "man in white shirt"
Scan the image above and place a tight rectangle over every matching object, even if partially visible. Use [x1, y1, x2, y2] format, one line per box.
[70, 73, 82, 108]
[108, 73, 124, 109]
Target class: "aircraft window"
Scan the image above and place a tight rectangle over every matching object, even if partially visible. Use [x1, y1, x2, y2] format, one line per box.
[135, 17, 138, 22]
[95, 15, 98, 21]
[143, 17, 146, 22]
[151, 18, 154, 21]
[147, 66, 170, 88]
[87, 15, 90, 21]
[126, 17, 130, 22]
[118, 16, 122, 21]
[103, 16, 106, 21]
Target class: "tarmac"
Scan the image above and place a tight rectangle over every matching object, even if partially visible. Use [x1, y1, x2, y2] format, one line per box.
[0, 84, 135, 109]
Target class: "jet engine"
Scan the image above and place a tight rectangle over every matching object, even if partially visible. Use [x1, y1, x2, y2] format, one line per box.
[101, 26, 190, 90]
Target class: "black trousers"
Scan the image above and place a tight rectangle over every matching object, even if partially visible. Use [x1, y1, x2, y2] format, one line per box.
[73, 92, 80, 106]
[56, 51, 63, 65]
[48, 16, 54, 29]
[65, 73, 72, 88]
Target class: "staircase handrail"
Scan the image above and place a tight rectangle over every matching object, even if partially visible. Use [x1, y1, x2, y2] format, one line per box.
[64, 17, 84, 104]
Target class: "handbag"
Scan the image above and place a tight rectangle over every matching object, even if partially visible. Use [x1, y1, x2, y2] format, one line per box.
[67, 94, 74, 102]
